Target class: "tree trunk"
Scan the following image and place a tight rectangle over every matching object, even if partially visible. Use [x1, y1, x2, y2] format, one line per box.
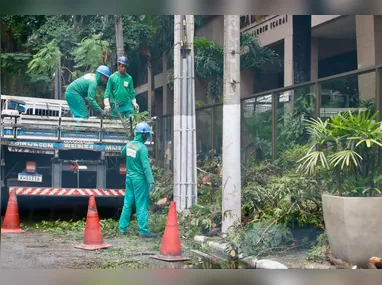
[115, 16, 124, 58]
[222, 15, 241, 233]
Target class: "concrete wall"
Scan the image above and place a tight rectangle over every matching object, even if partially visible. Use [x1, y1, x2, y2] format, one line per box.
[318, 38, 357, 60]
[356, 16, 382, 101]
[195, 16, 224, 46]
[241, 69, 255, 97]
[311, 15, 341, 27]
[134, 15, 382, 114]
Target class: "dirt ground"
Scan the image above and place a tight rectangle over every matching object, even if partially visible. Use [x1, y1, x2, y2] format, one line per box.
[1, 230, 335, 269]
[0, 230, 196, 269]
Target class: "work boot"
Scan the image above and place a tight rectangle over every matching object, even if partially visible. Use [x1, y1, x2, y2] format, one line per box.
[120, 231, 139, 237]
[139, 232, 159, 238]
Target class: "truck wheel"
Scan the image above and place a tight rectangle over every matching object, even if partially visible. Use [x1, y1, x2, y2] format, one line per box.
[1, 186, 9, 215]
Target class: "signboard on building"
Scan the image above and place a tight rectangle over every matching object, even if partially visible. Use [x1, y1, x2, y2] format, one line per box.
[240, 15, 291, 47]
[240, 15, 289, 34]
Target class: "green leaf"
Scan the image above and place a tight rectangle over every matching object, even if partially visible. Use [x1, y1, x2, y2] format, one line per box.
[329, 150, 362, 169]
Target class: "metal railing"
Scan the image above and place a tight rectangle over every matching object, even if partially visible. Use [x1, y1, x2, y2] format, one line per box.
[1, 115, 130, 144]
[1, 94, 71, 117]
[154, 64, 382, 167]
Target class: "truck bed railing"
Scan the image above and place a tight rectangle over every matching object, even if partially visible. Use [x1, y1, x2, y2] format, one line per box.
[1, 115, 131, 144]
[1, 94, 71, 117]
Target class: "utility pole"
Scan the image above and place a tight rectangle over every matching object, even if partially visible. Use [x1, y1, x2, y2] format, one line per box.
[222, 15, 241, 233]
[173, 15, 197, 212]
[173, 15, 182, 210]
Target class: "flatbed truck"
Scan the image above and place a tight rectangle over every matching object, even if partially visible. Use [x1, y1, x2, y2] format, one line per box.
[0, 94, 154, 214]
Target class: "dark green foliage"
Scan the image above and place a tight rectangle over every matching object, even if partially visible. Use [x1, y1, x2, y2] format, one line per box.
[240, 32, 281, 70]
[0, 53, 32, 73]
[276, 91, 316, 154]
[307, 232, 329, 262]
[242, 107, 273, 160]
[148, 142, 326, 258]
[72, 33, 110, 71]
[1, 15, 164, 97]
[226, 220, 294, 257]
[193, 38, 224, 100]
[241, 156, 324, 229]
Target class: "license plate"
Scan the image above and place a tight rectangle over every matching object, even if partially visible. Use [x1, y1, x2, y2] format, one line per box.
[18, 173, 43, 183]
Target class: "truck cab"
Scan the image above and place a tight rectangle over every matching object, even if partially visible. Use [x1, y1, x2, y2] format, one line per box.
[0, 94, 154, 213]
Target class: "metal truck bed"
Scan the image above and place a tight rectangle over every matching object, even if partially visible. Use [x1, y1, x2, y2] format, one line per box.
[0, 115, 153, 154]
[1, 115, 130, 143]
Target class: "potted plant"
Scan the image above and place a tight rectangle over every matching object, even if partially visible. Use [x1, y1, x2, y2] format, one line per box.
[297, 109, 382, 267]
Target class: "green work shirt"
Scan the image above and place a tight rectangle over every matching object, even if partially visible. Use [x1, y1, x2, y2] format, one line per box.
[104, 71, 135, 107]
[65, 73, 103, 113]
[121, 133, 154, 184]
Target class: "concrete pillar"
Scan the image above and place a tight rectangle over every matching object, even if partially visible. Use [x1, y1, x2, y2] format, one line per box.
[311, 37, 319, 81]
[283, 35, 294, 118]
[162, 56, 168, 115]
[147, 65, 154, 116]
[356, 16, 382, 102]
[284, 36, 294, 87]
[310, 37, 319, 103]
[222, 15, 241, 233]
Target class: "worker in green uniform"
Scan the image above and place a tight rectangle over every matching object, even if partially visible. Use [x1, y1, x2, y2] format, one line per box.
[65, 65, 110, 118]
[104, 56, 139, 120]
[119, 121, 158, 238]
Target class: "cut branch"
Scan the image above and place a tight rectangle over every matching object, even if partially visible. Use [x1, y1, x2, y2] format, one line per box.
[323, 249, 357, 269]
[197, 167, 209, 174]
[255, 202, 297, 246]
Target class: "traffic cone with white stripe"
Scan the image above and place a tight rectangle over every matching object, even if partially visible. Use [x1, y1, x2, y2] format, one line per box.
[74, 195, 112, 250]
[1, 189, 25, 233]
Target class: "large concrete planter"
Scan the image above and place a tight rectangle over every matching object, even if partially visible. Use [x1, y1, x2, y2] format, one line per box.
[322, 194, 382, 267]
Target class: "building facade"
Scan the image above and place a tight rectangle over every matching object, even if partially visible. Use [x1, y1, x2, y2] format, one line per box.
[134, 15, 382, 116]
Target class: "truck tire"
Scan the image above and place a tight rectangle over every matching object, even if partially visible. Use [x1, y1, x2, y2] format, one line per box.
[1, 186, 9, 215]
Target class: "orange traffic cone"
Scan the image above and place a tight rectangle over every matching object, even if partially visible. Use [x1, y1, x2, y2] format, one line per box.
[150, 201, 191, 262]
[1, 189, 25, 233]
[74, 195, 112, 250]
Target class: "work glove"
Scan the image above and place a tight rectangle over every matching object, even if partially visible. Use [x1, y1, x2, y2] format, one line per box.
[97, 109, 108, 118]
[132, 98, 139, 113]
[104, 98, 111, 112]
[149, 183, 155, 193]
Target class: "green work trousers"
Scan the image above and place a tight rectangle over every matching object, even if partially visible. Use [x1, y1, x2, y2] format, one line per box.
[66, 92, 89, 118]
[119, 176, 150, 235]
[111, 102, 135, 120]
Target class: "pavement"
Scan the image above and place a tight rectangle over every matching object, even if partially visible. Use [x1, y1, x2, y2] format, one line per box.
[0, 231, 196, 269]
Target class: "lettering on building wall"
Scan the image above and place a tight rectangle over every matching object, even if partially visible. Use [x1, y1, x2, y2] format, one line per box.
[240, 15, 288, 36]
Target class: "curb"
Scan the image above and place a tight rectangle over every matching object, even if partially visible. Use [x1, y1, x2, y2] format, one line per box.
[193, 235, 288, 269]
